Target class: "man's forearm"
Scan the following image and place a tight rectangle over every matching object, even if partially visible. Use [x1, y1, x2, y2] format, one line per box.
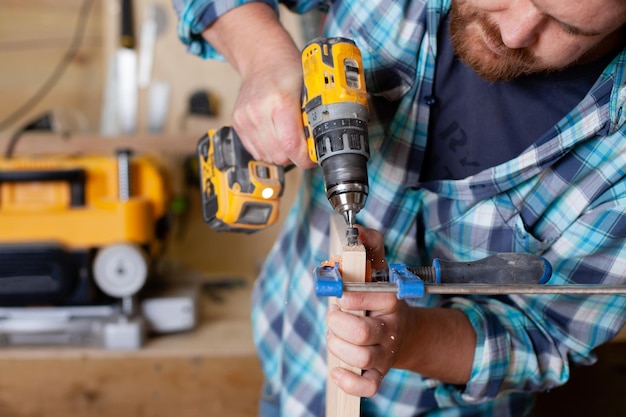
[396, 306, 476, 384]
[201, 2, 300, 78]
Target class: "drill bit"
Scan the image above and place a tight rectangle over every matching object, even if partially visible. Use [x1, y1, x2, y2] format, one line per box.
[343, 209, 358, 245]
[345, 224, 359, 246]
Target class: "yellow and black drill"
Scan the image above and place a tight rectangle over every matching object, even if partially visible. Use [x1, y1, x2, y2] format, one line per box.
[197, 37, 370, 242]
[301, 37, 369, 244]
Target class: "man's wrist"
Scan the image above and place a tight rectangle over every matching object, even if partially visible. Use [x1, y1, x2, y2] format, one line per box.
[201, 2, 297, 78]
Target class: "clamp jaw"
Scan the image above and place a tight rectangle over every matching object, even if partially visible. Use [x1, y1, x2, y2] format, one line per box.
[315, 263, 426, 299]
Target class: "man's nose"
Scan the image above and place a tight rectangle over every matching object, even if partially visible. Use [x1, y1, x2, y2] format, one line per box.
[498, 1, 546, 49]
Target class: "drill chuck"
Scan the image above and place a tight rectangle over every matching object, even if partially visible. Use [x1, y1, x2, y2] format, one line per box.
[321, 152, 368, 225]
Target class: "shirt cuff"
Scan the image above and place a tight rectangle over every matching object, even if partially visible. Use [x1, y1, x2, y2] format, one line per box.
[431, 298, 512, 407]
[176, 0, 279, 60]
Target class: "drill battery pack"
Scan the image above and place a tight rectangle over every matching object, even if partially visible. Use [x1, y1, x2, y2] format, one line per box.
[196, 127, 285, 233]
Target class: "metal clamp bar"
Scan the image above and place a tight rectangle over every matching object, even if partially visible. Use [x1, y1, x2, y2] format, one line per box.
[342, 283, 626, 296]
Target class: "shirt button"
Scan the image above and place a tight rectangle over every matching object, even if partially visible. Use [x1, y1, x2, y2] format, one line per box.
[423, 95, 436, 105]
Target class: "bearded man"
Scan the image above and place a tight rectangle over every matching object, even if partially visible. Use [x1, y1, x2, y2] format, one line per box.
[174, 1, 626, 415]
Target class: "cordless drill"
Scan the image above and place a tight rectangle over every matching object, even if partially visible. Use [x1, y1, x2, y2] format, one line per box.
[198, 37, 370, 241]
[301, 37, 370, 245]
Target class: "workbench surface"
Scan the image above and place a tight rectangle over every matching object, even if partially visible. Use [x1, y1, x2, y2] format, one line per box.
[0, 283, 264, 417]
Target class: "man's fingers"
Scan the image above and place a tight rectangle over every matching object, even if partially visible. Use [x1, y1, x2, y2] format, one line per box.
[334, 292, 398, 313]
[271, 104, 314, 168]
[329, 367, 384, 398]
[327, 326, 386, 369]
[327, 305, 386, 346]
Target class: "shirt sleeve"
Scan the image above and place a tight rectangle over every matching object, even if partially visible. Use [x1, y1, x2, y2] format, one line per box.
[172, 0, 279, 60]
[172, 0, 329, 60]
[430, 199, 626, 406]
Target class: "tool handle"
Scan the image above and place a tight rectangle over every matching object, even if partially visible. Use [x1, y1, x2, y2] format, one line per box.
[425, 253, 552, 285]
[120, 0, 135, 48]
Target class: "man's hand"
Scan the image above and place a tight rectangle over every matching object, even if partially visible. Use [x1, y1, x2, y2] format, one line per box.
[326, 291, 410, 397]
[232, 50, 310, 167]
[326, 227, 477, 398]
[202, 3, 314, 168]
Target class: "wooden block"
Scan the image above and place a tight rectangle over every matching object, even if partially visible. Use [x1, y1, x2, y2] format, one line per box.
[326, 214, 366, 417]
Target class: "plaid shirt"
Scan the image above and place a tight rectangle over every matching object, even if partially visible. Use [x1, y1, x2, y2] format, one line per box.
[175, 0, 626, 415]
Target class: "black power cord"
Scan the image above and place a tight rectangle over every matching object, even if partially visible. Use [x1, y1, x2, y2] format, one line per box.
[0, 0, 94, 136]
[4, 111, 55, 158]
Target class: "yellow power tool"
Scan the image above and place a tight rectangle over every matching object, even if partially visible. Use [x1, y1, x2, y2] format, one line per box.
[0, 150, 170, 305]
[197, 37, 370, 240]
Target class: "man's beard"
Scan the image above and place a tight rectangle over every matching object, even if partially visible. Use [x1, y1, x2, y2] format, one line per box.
[448, 1, 553, 82]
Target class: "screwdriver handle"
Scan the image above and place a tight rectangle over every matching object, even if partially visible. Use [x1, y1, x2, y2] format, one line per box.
[373, 253, 552, 285]
[426, 253, 551, 285]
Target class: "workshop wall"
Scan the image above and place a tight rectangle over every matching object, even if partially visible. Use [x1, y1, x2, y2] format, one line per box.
[0, 0, 104, 135]
[0, 0, 306, 281]
[0, 0, 307, 135]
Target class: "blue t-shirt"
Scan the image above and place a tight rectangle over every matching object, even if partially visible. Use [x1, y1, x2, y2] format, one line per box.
[422, 15, 611, 181]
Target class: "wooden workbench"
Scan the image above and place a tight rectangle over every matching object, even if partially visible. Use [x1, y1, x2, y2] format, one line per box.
[0, 280, 264, 417]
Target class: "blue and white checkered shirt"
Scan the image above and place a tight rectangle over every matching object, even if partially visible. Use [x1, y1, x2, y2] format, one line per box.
[175, 0, 626, 415]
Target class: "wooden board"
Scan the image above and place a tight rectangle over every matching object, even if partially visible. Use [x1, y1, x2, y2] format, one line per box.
[0, 132, 198, 156]
[326, 215, 366, 417]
